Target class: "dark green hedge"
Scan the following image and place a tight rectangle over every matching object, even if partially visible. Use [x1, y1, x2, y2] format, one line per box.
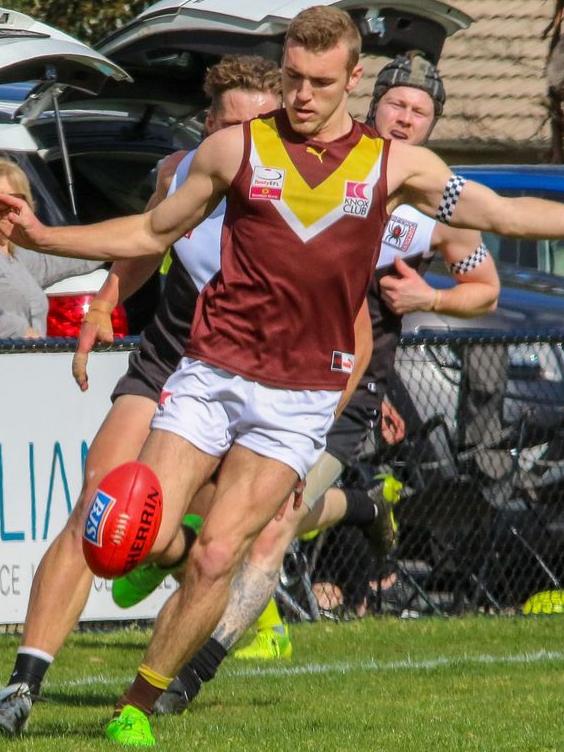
[7, 1, 150, 44]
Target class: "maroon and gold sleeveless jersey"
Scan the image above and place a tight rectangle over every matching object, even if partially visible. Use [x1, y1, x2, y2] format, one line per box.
[186, 109, 390, 390]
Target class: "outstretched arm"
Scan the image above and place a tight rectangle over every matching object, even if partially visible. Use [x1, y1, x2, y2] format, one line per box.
[0, 129, 240, 260]
[388, 141, 564, 239]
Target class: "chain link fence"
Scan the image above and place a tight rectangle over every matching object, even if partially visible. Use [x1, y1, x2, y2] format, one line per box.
[280, 330, 564, 622]
[4, 332, 564, 625]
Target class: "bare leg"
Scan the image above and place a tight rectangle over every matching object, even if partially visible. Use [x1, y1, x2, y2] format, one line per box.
[154, 451, 347, 714]
[22, 395, 158, 655]
[178, 450, 346, 654]
[211, 560, 279, 650]
[133, 442, 297, 681]
[295, 487, 347, 536]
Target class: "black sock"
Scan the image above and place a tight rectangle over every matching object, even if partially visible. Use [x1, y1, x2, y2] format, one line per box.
[341, 488, 377, 527]
[9, 650, 52, 697]
[175, 638, 227, 701]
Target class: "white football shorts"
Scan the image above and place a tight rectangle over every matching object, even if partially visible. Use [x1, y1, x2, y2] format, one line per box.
[151, 357, 342, 479]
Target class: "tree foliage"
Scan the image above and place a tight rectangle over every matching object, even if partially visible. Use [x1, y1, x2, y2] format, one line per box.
[7, 1, 150, 44]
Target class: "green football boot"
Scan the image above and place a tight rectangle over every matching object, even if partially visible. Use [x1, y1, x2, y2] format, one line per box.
[106, 705, 155, 747]
[112, 514, 203, 608]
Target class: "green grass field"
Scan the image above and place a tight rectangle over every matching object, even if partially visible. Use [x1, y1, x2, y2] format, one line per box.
[1, 616, 563, 751]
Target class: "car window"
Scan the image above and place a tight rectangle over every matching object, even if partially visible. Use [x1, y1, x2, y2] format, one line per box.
[53, 152, 160, 221]
[26, 110, 202, 223]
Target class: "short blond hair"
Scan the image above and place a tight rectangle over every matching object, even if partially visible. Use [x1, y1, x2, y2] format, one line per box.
[285, 6, 361, 72]
[0, 158, 34, 255]
[204, 55, 282, 113]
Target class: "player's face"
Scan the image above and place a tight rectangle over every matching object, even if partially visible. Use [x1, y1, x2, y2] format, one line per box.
[373, 86, 435, 145]
[282, 39, 363, 140]
[205, 89, 280, 134]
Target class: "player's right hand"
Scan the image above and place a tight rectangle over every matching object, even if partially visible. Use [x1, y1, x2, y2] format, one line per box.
[72, 300, 114, 391]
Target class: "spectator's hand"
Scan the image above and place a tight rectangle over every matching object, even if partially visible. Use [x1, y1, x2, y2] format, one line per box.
[24, 327, 40, 339]
[380, 257, 436, 314]
[0, 193, 49, 251]
[381, 399, 405, 445]
[72, 300, 114, 392]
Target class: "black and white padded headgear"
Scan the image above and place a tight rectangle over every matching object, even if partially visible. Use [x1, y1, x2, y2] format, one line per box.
[366, 50, 445, 126]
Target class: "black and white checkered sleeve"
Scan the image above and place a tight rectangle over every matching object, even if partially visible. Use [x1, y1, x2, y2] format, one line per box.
[435, 175, 466, 225]
[448, 243, 489, 275]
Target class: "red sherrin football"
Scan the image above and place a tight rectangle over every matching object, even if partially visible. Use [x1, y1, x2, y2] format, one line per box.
[82, 461, 163, 579]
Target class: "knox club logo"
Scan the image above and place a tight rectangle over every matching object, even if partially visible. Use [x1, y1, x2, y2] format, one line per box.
[343, 181, 371, 217]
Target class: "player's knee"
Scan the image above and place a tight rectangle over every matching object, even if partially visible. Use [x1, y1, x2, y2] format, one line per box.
[249, 517, 296, 569]
[63, 484, 98, 543]
[190, 536, 239, 584]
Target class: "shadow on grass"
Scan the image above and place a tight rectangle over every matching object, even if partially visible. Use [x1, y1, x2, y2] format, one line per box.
[41, 691, 118, 708]
[21, 718, 106, 740]
[41, 692, 278, 712]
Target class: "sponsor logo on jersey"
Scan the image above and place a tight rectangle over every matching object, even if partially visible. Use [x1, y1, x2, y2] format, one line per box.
[331, 350, 355, 374]
[84, 490, 116, 547]
[343, 181, 371, 218]
[250, 166, 285, 201]
[382, 215, 417, 251]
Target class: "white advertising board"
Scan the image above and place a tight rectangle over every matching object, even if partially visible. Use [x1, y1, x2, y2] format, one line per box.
[0, 348, 177, 624]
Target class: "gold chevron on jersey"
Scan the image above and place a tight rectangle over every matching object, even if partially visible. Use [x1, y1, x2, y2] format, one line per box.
[249, 116, 385, 243]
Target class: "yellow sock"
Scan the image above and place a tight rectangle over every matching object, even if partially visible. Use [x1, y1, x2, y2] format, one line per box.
[138, 663, 173, 690]
[256, 598, 284, 632]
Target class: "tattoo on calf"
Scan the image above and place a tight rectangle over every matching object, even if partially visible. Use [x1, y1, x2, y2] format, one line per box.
[211, 560, 279, 651]
[436, 174, 466, 225]
[448, 243, 489, 275]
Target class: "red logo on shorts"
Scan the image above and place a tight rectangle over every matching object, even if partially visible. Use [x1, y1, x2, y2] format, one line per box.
[158, 390, 173, 410]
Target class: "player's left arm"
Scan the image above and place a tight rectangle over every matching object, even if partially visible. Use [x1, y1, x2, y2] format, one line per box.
[0, 130, 234, 260]
[335, 298, 373, 417]
[388, 141, 564, 239]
